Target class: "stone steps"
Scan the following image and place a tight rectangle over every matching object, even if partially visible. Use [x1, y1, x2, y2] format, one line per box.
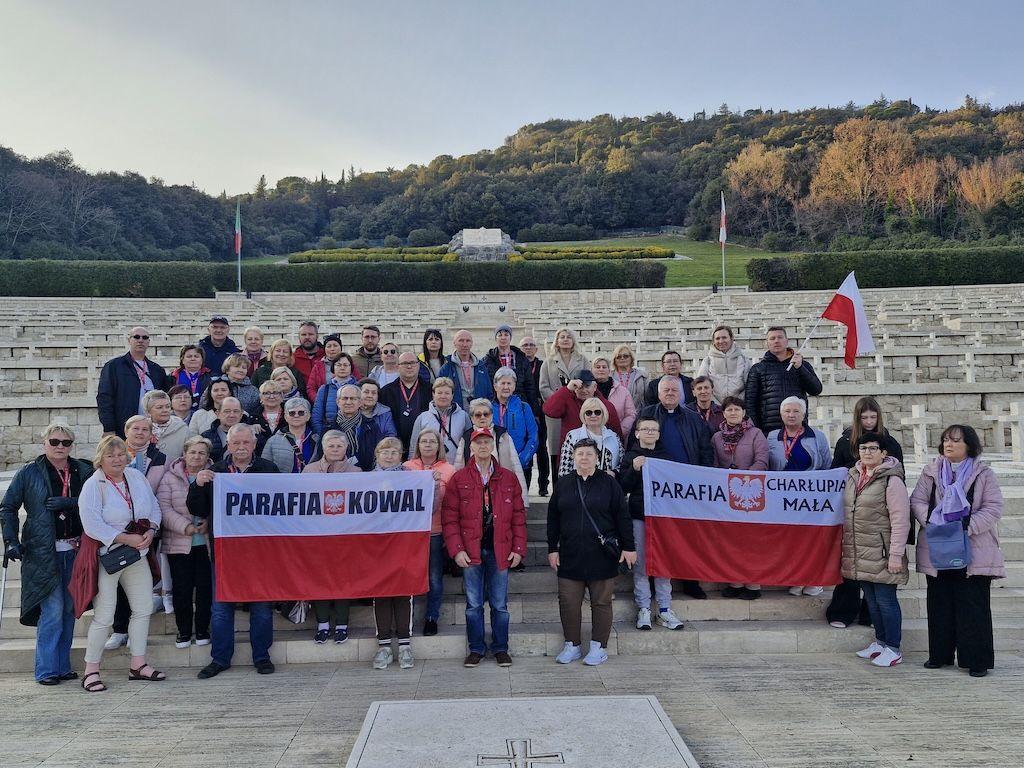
[2, 617, 1024, 672]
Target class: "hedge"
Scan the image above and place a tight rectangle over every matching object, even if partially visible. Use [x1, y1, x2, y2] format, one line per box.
[0, 258, 665, 297]
[515, 246, 674, 260]
[746, 247, 1024, 291]
[289, 246, 448, 263]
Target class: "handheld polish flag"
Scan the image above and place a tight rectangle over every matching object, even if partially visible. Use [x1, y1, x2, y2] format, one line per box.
[718, 191, 727, 244]
[821, 271, 875, 368]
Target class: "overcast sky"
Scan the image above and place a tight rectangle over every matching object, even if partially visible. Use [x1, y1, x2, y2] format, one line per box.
[2, 0, 1020, 194]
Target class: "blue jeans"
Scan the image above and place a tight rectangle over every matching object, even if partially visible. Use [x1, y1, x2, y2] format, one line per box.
[860, 581, 902, 650]
[426, 534, 445, 622]
[210, 572, 273, 667]
[463, 548, 510, 655]
[35, 549, 77, 681]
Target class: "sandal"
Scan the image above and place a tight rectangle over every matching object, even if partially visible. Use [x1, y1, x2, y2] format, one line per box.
[128, 664, 166, 681]
[81, 672, 107, 693]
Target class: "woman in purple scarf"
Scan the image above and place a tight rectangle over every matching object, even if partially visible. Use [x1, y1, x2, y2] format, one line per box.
[910, 425, 1005, 677]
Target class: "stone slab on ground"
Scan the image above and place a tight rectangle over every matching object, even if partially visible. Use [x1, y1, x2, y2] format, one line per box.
[345, 694, 700, 768]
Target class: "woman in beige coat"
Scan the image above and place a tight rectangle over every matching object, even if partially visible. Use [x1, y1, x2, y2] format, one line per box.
[840, 432, 910, 669]
[538, 328, 589, 474]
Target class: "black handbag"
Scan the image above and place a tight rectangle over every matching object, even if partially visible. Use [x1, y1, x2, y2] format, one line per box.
[576, 478, 624, 562]
[99, 544, 141, 575]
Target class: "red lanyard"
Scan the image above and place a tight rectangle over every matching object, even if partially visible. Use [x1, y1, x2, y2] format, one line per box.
[400, 381, 420, 410]
[228, 463, 243, 473]
[615, 371, 630, 389]
[132, 360, 149, 387]
[290, 431, 309, 470]
[782, 429, 804, 462]
[183, 369, 202, 394]
[56, 466, 71, 497]
[460, 361, 473, 387]
[698, 406, 713, 424]
[104, 474, 134, 514]
[497, 402, 508, 425]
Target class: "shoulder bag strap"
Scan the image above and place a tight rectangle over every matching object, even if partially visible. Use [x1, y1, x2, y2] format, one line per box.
[575, 478, 606, 539]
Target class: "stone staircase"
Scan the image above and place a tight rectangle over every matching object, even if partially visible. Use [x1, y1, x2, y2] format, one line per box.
[2, 472, 1023, 672]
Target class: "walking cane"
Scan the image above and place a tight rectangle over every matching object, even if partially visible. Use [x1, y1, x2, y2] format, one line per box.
[0, 551, 9, 635]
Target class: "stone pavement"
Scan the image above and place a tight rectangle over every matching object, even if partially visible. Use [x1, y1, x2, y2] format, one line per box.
[1, 652, 1022, 768]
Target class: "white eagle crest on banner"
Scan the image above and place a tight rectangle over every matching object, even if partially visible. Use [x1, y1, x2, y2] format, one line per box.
[324, 491, 347, 516]
[728, 475, 765, 511]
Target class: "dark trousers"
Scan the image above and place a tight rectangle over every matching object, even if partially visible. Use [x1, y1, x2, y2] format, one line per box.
[374, 596, 413, 642]
[313, 600, 351, 626]
[167, 546, 212, 638]
[825, 578, 872, 626]
[557, 577, 615, 647]
[524, 415, 549, 491]
[926, 571, 994, 671]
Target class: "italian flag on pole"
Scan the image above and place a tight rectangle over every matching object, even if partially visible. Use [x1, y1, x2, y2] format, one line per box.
[234, 200, 242, 256]
[821, 271, 875, 368]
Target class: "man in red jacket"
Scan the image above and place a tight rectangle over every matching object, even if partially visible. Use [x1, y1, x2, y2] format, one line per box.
[442, 429, 527, 669]
[291, 321, 325, 385]
[542, 370, 622, 451]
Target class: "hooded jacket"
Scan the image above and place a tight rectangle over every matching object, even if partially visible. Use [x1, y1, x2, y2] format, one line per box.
[292, 343, 325, 385]
[841, 457, 911, 585]
[442, 460, 527, 568]
[153, 415, 190, 461]
[491, 393, 539, 469]
[744, 349, 823, 433]
[311, 375, 360, 435]
[542, 385, 623, 451]
[157, 456, 211, 555]
[697, 343, 752, 403]
[352, 346, 383, 380]
[408, 401, 471, 460]
[766, 427, 832, 471]
[437, 352, 494, 410]
[910, 457, 1005, 578]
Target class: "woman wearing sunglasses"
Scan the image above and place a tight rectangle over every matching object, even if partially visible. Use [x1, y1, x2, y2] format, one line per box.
[261, 397, 322, 473]
[1, 424, 94, 686]
[556, 398, 623, 478]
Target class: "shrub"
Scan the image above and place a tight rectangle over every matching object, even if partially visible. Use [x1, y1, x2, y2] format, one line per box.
[746, 246, 1024, 291]
[288, 247, 447, 264]
[0, 258, 665, 296]
[516, 223, 597, 242]
[514, 246, 673, 260]
[407, 227, 449, 247]
[383, 234, 402, 248]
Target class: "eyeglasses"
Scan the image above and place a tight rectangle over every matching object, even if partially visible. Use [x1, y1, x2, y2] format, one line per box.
[209, 375, 227, 383]
[287, 410, 308, 417]
[615, 354, 631, 359]
[583, 410, 603, 417]
[131, 334, 150, 340]
[398, 360, 417, 365]
[471, 412, 491, 418]
[637, 427, 659, 433]
[858, 446, 882, 453]
[48, 438, 74, 447]
[262, 391, 281, 397]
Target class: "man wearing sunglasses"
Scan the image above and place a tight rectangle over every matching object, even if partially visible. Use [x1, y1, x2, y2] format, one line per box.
[2, 423, 94, 685]
[97, 327, 171, 438]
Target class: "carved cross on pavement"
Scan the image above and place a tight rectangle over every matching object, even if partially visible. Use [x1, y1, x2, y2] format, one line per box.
[477, 738, 564, 768]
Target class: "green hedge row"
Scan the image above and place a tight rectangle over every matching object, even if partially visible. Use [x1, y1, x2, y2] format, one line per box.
[0, 258, 666, 297]
[514, 246, 673, 260]
[289, 246, 448, 263]
[746, 247, 1024, 291]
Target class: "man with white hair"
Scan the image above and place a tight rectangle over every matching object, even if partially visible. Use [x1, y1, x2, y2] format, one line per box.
[438, 330, 493, 411]
[187, 423, 279, 679]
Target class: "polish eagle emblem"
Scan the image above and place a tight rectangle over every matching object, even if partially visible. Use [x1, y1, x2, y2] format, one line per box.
[324, 491, 346, 516]
[728, 474, 765, 512]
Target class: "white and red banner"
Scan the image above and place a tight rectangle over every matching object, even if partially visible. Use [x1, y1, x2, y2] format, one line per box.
[212, 471, 434, 602]
[642, 458, 847, 586]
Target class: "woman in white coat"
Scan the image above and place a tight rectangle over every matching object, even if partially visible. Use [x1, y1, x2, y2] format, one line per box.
[696, 325, 752, 403]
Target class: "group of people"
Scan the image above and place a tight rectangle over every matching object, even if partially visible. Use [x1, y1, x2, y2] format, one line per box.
[0, 315, 1005, 687]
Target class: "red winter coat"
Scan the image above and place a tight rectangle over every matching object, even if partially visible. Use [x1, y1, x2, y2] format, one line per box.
[542, 385, 622, 452]
[292, 344, 325, 387]
[441, 462, 527, 569]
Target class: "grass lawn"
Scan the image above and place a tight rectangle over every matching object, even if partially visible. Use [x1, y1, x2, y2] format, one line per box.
[531, 235, 789, 288]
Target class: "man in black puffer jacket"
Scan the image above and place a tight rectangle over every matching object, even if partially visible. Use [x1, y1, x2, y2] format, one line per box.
[745, 327, 823, 434]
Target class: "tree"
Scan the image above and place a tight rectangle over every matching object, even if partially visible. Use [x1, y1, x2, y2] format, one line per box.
[254, 175, 268, 199]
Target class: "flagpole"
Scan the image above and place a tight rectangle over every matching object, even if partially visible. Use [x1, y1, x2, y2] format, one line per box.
[786, 315, 826, 371]
[718, 191, 727, 291]
[235, 200, 242, 295]
[721, 239, 726, 291]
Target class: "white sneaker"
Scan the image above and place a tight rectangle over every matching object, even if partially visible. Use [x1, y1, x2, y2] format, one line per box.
[372, 646, 393, 669]
[582, 640, 608, 666]
[788, 586, 804, 596]
[555, 642, 583, 664]
[636, 607, 652, 631]
[163, 594, 175, 614]
[871, 647, 903, 667]
[398, 645, 414, 669]
[655, 608, 684, 630]
[856, 641, 884, 659]
[104, 632, 128, 651]
[802, 586, 824, 596]
[829, 621, 847, 628]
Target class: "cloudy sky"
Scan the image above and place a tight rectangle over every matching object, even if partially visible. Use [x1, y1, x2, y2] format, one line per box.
[2, 0, 1020, 193]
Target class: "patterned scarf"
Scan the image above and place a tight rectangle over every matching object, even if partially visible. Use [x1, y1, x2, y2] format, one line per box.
[719, 417, 752, 451]
[335, 411, 362, 459]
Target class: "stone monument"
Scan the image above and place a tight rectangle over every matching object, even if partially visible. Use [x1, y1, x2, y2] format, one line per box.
[448, 227, 516, 261]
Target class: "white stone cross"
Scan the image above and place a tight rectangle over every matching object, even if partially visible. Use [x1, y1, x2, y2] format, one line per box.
[982, 403, 1009, 453]
[958, 352, 978, 384]
[815, 405, 846, 447]
[1008, 402, 1024, 464]
[868, 353, 886, 386]
[47, 377, 66, 399]
[900, 404, 940, 461]
[811, 355, 837, 387]
[903, 357, 919, 385]
[477, 739, 564, 767]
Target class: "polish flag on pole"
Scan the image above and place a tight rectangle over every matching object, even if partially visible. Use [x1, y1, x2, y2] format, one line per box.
[821, 271, 875, 368]
[718, 191, 727, 243]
